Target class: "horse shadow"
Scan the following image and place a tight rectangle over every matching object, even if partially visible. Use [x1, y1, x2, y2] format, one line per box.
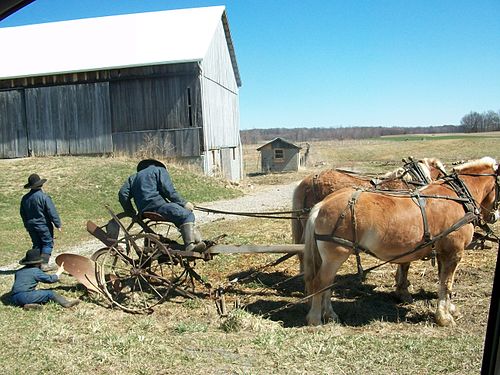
[235, 271, 437, 328]
[226, 269, 305, 297]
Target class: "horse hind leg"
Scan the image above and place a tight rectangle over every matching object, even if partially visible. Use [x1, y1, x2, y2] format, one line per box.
[306, 243, 350, 326]
[321, 289, 339, 323]
[435, 251, 462, 327]
[395, 263, 413, 303]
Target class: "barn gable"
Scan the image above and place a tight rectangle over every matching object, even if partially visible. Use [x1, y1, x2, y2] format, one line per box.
[0, 6, 243, 181]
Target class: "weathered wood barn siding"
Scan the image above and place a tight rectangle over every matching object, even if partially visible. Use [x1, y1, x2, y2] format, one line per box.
[25, 83, 112, 155]
[109, 63, 204, 157]
[200, 17, 242, 180]
[0, 82, 113, 157]
[0, 89, 27, 157]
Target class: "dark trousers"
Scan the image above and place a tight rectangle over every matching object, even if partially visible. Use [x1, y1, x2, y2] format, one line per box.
[27, 225, 54, 255]
[146, 202, 195, 227]
[11, 290, 56, 306]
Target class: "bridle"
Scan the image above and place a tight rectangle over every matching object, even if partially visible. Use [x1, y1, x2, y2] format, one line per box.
[400, 158, 432, 185]
[453, 164, 500, 223]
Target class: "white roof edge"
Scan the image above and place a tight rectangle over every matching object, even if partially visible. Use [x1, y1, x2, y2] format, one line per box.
[0, 6, 241, 82]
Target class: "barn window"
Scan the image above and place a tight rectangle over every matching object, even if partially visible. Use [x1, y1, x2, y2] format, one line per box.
[187, 87, 193, 126]
[232, 147, 236, 160]
[274, 148, 284, 160]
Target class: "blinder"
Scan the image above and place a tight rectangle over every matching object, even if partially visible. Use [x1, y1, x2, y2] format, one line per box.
[475, 164, 500, 223]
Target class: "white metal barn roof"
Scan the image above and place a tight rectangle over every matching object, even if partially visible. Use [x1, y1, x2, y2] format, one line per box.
[0, 6, 241, 85]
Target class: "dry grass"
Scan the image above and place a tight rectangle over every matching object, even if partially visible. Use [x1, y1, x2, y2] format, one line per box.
[1, 134, 499, 374]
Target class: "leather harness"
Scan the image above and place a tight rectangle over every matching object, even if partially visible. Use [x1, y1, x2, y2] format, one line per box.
[314, 170, 500, 280]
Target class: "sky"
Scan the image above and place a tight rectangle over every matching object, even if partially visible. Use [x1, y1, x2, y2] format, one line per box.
[1, 0, 500, 130]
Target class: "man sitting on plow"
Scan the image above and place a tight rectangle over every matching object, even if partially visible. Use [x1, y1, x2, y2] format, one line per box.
[118, 159, 206, 252]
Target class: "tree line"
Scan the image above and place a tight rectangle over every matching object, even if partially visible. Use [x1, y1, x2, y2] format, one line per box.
[241, 109, 499, 144]
[240, 125, 462, 144]
[460, 110, 500, 133]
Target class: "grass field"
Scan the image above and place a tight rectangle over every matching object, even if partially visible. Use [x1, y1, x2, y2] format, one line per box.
[1, 134, 499, 374]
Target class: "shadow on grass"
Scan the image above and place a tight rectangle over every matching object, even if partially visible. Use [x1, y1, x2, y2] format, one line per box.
[0, 291, 13, 306]
[227, 270, 305, 297]
[0, 269, 17, 275]
[232, 271, 436, 327]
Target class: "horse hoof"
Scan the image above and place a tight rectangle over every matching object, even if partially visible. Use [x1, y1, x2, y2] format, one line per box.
[323, 311, 340, 324]
[449, 304, 462, 320]
[435, 311, 456, 327]
[306, 314, 323, 326]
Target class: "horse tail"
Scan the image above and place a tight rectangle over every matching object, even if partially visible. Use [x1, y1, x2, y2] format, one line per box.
[303, 202, 323, 295]
[291, 181, 307, 244]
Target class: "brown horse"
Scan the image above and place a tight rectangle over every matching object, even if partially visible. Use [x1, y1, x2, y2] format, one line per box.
[293, 158, 446, 302]
[303, 157, 499, 326]
[292, 157, 446, 244]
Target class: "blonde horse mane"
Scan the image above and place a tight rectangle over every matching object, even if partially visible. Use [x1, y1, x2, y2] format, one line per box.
[453, 156, 498, 172]
[421, 157, 447, 176]
[382, 157, 447, 182]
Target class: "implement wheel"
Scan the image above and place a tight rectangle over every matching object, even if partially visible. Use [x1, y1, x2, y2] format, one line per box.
[95, 233, 184, 313]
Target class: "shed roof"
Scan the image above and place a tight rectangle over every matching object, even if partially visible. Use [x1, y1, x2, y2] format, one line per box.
[0, 6, 241, 86]
[256, 137, 301, 151]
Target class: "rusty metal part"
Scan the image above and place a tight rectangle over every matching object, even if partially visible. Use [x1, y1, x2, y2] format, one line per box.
[55, 253, 102, 293]
[87, 220, 116, 247]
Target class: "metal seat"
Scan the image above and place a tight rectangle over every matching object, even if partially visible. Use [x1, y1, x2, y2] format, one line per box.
[141, 211, 169, 222]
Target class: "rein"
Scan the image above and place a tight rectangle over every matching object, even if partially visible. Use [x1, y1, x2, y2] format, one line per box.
[194, 205, 308, 220]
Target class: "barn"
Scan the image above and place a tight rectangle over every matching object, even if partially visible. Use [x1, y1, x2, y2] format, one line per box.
[0, 6, 243, 181]
[257, 137, 302, 173]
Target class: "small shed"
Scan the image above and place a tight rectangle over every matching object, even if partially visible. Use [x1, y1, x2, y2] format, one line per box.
[257, 137, 301, 173]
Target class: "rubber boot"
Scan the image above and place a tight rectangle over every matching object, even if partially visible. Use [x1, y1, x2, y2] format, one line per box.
[52, 292, 80, 308]
[41, 253, 57, 272]
[180, 223, 206, 252]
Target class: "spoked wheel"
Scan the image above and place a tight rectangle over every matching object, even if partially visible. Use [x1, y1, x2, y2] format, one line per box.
[143, 221, 180, 242]
[95, 234, 186, 313]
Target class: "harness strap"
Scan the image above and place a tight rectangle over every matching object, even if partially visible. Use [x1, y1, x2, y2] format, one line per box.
[412, 192, 431, 242]
[349, 190, 364, 279]
[316, 212, 477, 278]
[444, 173, 480, 219]
[321, 189, 365, 280]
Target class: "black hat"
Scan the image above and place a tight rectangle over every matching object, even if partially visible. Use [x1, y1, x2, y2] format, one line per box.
[24, 173, 47, 189]
[19, 249, 43, 265]
[136, 159, 166, 172]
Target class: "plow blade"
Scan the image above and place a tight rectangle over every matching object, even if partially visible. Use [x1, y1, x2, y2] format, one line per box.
[55, 253, 102, 293]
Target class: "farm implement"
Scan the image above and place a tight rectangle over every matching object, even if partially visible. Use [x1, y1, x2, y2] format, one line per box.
[57, 205, 303, 313]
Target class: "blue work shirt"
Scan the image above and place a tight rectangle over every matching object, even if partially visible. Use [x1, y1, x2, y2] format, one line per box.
[11, 266, 59, 295]
[118, 165, 187, 215]
[20, 189, 61, 230]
